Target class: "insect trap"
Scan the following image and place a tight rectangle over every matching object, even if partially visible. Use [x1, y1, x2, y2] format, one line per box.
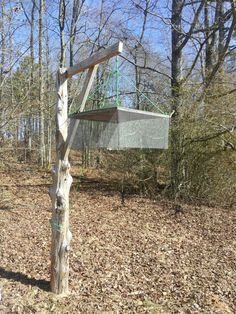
[69, 106, 170, 150]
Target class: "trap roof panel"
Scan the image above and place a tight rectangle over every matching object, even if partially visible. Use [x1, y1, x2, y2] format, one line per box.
[70, 106, 169, 123]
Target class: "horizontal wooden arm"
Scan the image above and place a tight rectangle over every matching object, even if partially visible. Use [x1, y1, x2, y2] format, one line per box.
[65, 41, 123, 78]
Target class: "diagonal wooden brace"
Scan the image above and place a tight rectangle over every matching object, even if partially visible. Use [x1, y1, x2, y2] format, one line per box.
[64, 65, 98, 159]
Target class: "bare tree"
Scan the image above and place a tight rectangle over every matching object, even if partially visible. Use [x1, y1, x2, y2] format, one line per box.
[69, 0, 85, 67]
[39, 0, 46, 166]
[59, 0, 66, 67]
[0, 0, 5, 103]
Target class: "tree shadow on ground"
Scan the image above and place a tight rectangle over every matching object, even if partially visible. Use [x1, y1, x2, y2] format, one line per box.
[0, 267, 50, 291]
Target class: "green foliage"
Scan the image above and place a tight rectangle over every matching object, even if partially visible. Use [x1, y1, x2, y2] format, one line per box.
[167, 77, 236, 206]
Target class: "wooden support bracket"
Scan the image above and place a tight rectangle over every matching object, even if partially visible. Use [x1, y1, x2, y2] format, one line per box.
[64, 65, 98, 159]
[65, 41, 123, 78]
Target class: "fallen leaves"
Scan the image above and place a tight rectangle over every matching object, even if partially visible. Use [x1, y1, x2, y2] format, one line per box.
[0, 162, 235, 313]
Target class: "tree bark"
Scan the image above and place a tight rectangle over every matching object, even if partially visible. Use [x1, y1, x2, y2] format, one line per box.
[50, 68, 72, 294]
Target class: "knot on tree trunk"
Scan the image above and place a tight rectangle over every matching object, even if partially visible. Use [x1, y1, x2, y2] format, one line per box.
[56, 193, 66, 210]
[61, 160, 70, 171]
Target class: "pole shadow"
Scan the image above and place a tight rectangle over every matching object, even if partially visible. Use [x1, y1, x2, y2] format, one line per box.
[0, 267, 50, 292]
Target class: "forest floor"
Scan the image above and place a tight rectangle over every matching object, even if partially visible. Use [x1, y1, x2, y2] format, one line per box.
[0, 158, 236, 314]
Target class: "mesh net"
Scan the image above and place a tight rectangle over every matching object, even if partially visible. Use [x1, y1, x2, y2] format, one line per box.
[68, 107, 169, 150]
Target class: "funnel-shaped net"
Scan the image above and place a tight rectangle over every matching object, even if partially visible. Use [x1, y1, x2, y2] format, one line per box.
[69, 107, 169, 150]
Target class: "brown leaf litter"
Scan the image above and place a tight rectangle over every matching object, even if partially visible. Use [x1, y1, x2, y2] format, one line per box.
[0, 162, 235, 313]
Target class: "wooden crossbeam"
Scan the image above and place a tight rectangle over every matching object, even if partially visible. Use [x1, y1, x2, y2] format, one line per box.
[66, 41, 123, 78]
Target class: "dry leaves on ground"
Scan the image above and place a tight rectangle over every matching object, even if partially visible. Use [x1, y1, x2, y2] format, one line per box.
[0, 162, 235, 313]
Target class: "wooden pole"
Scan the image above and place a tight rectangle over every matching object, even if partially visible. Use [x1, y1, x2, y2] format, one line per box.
[49, 68, 72, 294]
[49, 66, 97, 295]
[49, 42, 123, 295]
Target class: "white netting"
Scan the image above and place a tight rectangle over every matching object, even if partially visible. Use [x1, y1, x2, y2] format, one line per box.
[69, 107, 169, 150]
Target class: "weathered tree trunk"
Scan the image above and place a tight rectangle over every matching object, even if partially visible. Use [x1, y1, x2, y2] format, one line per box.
[50, 1, 72, 293]
[50, 42, 121, 294]
[50, 69, 72, 294]
[50, 65, 98, 294]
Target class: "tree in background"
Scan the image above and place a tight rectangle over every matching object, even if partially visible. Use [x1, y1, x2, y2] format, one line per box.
[0, 0, 235, 206]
